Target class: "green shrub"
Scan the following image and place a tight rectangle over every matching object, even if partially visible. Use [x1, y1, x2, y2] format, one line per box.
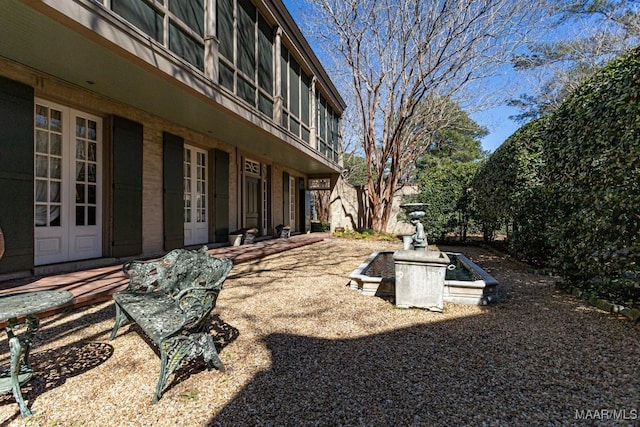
[409, 160, 480, 242]
[469, 118, 551, 265]
[332, 228, 398, 241]
[543, 47, 640, 308]
[468, 47, 640, 309]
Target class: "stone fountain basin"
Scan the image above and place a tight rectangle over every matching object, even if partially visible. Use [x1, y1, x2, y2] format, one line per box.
[348, 250, 499, 305]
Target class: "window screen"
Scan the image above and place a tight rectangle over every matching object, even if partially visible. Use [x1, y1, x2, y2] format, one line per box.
[257, 16, 273, 94]
[237, 0, 256, 77]
[169, 0, 204, 37]
[169, 23, 204, 70]
[113, 0, 163, 42]
[217, 0, 234, 60]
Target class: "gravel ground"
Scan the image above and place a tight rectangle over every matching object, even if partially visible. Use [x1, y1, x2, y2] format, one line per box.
[0, 238, 638, 426]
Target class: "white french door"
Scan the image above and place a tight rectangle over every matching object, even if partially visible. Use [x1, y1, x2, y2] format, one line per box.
[184, 145, 208, 246]
[289, 176, 296, 231]
[34, 100, 102, 265]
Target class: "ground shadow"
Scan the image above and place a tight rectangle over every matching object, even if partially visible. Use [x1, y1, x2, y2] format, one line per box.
[116, 313, 239, 397]
[0, 340, 113, 418]
[209, 308, 640, 426]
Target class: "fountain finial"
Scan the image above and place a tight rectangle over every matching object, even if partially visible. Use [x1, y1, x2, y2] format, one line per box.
[400, 203, 428, 250]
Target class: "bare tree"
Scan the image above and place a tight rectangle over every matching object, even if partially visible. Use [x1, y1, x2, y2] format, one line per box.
[510, 0, 640, 121]
[311, 190, 331, 223]
[305, 0, 547, 232]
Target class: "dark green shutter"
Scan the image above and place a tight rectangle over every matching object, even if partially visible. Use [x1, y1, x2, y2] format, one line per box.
[163, 132, 184, 251]
[0, 77, 34, 273]
[282, 172, 289, 225]
[214, 149, 229, 242]
[299, 177, 308, 233]
[112, 116, 143, 257]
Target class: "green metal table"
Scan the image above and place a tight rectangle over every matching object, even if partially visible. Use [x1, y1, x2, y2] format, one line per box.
[0, 290, 73, 417]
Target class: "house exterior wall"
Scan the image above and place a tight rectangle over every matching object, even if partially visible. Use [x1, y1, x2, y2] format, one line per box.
[0, 0, 345, 277]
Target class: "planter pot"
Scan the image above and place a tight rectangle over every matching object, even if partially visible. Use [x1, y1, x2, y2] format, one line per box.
[275, 225, 291, 238]
[243, 228, 259, 244]
[229, 234, 243, 246]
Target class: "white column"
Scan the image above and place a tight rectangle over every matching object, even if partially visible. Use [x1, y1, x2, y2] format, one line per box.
[274, 27, 283, 124]
[310, 76, 317, 150]
[204, 0, 219, 82]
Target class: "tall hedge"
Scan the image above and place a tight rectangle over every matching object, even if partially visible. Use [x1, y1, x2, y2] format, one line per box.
[543, 47, 640, 307]
[469, 118, 550, 265]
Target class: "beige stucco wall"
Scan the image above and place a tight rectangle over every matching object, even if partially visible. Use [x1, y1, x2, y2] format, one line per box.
[330, 178, 418, 235]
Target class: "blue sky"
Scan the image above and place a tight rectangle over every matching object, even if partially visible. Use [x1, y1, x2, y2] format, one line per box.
[283, 0, 524, 154]
[470, 106, 521, 153]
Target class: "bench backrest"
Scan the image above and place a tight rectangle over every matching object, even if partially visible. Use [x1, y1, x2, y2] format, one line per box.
[123, 246, 233, 296]
[167, 249, 233, 297]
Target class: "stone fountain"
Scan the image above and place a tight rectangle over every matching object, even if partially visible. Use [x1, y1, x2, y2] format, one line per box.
[393, 203, 450, 311]
[348, 203, 499, 307]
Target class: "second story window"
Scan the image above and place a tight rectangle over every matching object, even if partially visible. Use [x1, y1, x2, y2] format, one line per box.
[108, 0, 205, 71]
[217, 0, 274, 117]
[280, 47, 311, 143]
[317, 94, 340, 163]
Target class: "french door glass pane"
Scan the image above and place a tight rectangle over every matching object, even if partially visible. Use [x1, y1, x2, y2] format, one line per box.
[76, 139, 86, 160]
[50, 158, 61, 179]
[76, 162, 86, 181]
[35, 105, 48, 129]
[88, 142, 97, 161]
[50, 110, 62, 132]
[50, 182, 60, 203]
[88, 185, 96, 204]
[36, 156, 48, 177]
[88, 120, 97, 140]
[35, 181, 47, 202]
[35, 205, 47, 227]
[50, 206, 60, 226]
[76, 206, 85, 226]
[76, 117, 86, 138]
[36, 130, 47, 153]
[76, 184, 85, 203]
[50, 134, 62, 155]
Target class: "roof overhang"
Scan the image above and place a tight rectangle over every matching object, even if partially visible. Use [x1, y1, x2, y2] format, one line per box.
[0, 0, 342, 176]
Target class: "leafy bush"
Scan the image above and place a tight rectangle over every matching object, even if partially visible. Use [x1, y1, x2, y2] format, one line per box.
[469, 118, 550, 263]
[332, 228, 399, 241]
[468, 47, 640, 309]
[543, 47, 640, 308]
[409, 159, 480, 242]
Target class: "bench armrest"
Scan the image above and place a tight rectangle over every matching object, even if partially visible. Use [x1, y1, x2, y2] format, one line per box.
[174, 286, 218, 330]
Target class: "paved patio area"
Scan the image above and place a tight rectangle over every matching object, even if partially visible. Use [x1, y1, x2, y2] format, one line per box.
[0, 233, 329, 318]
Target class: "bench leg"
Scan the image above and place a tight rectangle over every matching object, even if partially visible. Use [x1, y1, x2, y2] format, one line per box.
[152, 333, 224, 403]
[202, 334, 225, 371]
[109, 303, 128, 340]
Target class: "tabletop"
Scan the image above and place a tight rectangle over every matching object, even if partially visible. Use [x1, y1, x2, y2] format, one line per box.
[0, 290, 74, 321]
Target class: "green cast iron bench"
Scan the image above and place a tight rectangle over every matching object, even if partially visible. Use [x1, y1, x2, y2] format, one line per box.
[110, 246, 233, 403]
